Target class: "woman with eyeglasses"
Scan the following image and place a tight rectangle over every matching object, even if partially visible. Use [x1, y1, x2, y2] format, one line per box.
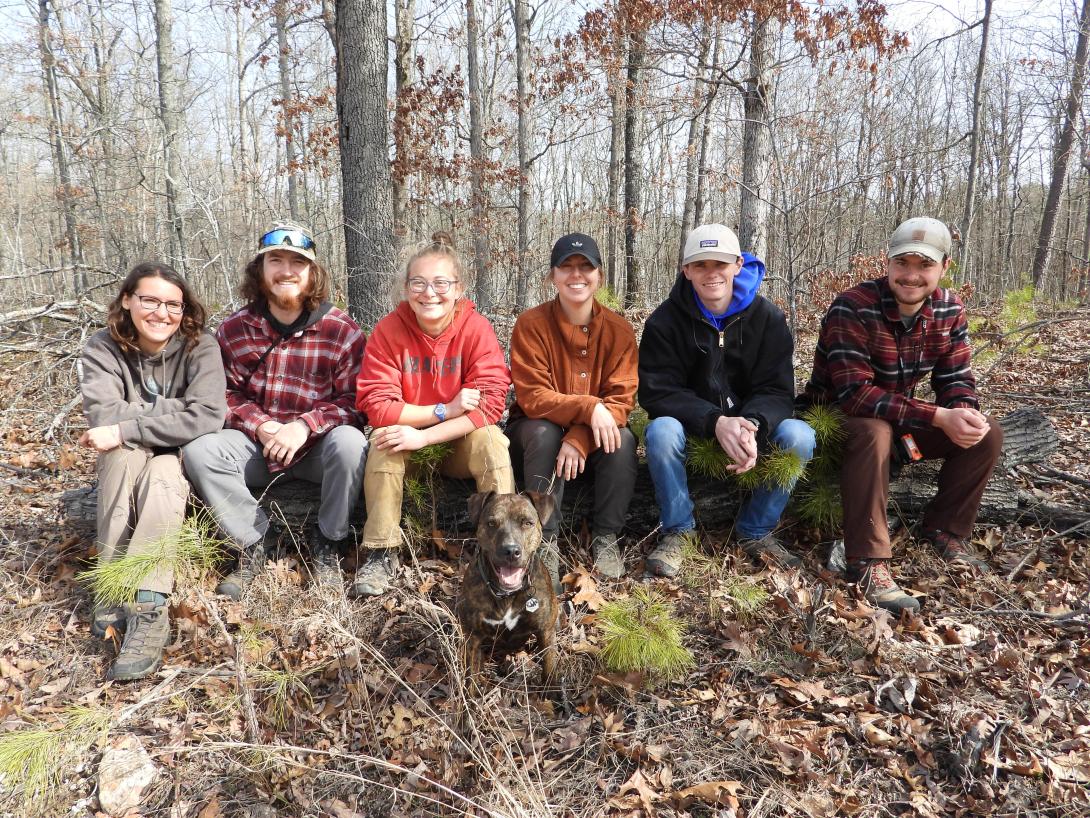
[354, 232, 514, 597]
[79, 262, 226, 681]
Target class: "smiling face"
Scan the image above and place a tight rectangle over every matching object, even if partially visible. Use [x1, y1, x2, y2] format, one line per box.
[120, 275, 185, 355]
[682, 257, 742, 314]
[550, 254, 600, 311]
[887, 253, 949, 316]
[405, 254, 461, 336]
[260, 249, 313, 314]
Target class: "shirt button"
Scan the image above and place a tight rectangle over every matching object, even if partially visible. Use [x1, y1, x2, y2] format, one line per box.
[581, 326, 588, 333]
[580, 372, 587, 378]
[580, 350, 587, 356]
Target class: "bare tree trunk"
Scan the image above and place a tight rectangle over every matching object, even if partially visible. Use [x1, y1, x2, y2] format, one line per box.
[37, 0, 84, 289]
[391, 0, 414, 243]
[1081, 152, 1090, 299]
[153, 0, 187, 274]
[693, 29, 721, 228]
[740, 13, 774, 261]
[606, 46, 625, 295]
[336, 0, 395, 330]
[274, 0, 300, 222]
[959, 0, 993, 279]
[677, 29, 711, 271]
[513, 0, 531, 312]
[622, 27, 645, 311]
[465, 0, 491, 311]
[1032, 0, 1090, 290]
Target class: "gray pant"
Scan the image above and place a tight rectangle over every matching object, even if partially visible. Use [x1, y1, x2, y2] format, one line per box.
[182, 426, 368, 548]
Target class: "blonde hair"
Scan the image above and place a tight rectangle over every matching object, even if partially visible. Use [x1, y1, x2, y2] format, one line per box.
[393, 231, 473, 305]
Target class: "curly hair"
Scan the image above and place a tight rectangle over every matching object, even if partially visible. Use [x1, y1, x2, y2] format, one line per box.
[239, 252, 330, 312]
[106, 262, 207, 355]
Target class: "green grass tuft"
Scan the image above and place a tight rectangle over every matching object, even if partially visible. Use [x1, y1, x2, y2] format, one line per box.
[0, 706, 111, 803]
[78, 510, 228, 607]
[598, 587, 695, 682]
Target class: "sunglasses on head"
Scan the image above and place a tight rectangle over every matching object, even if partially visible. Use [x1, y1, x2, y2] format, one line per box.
[259, 228, 316, 252]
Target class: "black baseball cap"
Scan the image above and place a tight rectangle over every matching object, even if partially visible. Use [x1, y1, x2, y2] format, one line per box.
[550, 233, 602, 269]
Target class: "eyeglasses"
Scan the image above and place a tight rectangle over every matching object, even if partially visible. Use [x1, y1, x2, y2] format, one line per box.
[259, 228, 316, 253]
[134, 294, 185, 315]
[406, 277, 458, 294]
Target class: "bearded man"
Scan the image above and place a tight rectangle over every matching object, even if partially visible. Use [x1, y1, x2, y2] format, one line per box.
[183, 223, 368, 598]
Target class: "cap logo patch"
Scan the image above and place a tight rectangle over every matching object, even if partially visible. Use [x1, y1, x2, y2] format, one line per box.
[699, 239, 718, 247]
[571, 241, 583, 247]
[912, 229, 926, 241]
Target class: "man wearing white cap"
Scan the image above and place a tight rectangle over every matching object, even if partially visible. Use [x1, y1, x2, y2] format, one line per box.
[801, 217, 1003, 615]
[638, 223, 816, 577]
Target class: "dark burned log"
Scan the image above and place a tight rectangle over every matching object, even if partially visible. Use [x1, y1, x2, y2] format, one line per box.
[61, 409, 1088, 539]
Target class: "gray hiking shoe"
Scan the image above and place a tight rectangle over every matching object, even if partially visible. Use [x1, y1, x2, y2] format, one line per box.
[216, 536, 269, 600]
[737, 532, 803, 569]
[351, 549, 400, 598]
[645, 531, 691, 578]
[846, 559, 920, 615]
[539, 536, 561, 594]
[109, 592, 170, 682]
[310, 528, 345, 589]
[91, 604, 126, 638]
[591, 533, 624, 579]
[919, 529, 990, 572]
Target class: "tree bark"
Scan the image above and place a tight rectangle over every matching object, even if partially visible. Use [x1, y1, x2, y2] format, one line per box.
[739, 13, 774, 262]
[391, 0, 415, 244]
[959, 0, 992, 280]
[274, 0, 301, 222]
[605, 42, 626, 296]
[677, 29, 712, 272]
[1032, 0, 1090, 290]
[513, 0, 532, 312]
[465, 0, 491, 312]
[622, 26, 645, 311]
[153, 0, 187, 274]
[336, 0, 395, 330]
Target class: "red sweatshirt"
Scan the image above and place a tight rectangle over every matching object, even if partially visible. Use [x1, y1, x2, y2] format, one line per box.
[356, 299, 510, 428]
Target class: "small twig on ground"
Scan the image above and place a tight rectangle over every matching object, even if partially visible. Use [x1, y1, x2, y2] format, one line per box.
[1037, 465, 1090, 490]
[200, 589, 261, 743]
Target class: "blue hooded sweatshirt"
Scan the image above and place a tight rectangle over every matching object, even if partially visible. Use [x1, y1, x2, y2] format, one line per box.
[693, 252, 766, 328]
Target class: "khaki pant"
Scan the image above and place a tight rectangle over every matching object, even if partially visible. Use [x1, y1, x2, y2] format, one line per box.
[362, 425, 514, 550]
[96, 446, 189, 595]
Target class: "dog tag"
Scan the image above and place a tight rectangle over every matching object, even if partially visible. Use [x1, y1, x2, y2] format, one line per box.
[524, 597, 540, 613]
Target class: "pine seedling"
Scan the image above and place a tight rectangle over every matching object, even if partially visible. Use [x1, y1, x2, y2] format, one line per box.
[404, 475, 428, 510]
[801, 403, 846, 450]
[720, 574, 770, 620]
[595, 286, 622, 310]
[628, 406, 649, 447]
[251, 665, 314, 731]
[737, 446, 806, 491]
[0, 706, 111, 803]
[677, 536, 720, 588]
[409, 441, 453, 473]
[686, 436, 735, 480]
[795, 480, 843, 532]
[78, 510, 228, 608]
[598, 587, 695, 683]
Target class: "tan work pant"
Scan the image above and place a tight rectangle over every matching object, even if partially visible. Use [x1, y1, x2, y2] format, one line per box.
[361, 425, 514, 550]
[96, 446, 189, 594]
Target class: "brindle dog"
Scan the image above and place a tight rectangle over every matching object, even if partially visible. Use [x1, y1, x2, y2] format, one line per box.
[456, 491, 559, 688]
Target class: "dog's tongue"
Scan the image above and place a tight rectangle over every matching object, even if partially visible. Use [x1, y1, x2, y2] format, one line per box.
[495, 565, 525, 590]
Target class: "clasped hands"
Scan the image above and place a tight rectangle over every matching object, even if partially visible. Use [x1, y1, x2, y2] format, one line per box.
[933, 406, 990, 449]
[714, 415, 758, 474]
[258, 419, 311, 464]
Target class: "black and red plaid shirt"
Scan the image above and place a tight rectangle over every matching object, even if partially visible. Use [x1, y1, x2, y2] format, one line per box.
[801, 277, 979, 428]
[218, 304, 366, 470]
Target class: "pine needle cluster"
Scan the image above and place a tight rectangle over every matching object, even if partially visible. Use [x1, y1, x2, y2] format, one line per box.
[792, 404, 847, 533]
[686, 438, 806, 489]
[598, 588, 694, 682]
[251, 666, 315, 730]
[720, 573, 771, 620]
[0, 706, 111, 804]
[401, 442, 453, 548]
[77, 510, 227, 607]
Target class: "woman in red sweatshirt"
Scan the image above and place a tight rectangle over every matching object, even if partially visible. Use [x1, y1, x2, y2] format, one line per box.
[354, 233, 514, 597]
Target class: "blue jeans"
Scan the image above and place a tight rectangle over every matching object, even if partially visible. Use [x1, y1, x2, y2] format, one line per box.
[644, 416, 816, 538]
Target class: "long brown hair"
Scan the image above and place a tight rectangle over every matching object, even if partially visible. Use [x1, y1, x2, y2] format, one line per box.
[106, 262, 207, 355]
[240, 253, 330, 312]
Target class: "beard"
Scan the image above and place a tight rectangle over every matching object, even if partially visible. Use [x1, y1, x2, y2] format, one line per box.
[262, 281, 306, 313]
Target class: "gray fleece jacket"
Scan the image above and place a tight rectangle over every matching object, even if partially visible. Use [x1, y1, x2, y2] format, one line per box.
[80, 329, 227, 448]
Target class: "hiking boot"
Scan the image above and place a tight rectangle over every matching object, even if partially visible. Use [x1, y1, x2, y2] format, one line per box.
[737, 532, 803, 569]
[310, 528, 346, 589]
[539, 536, 561, 594]
[351, 549, 400, 598]
[645, 531, 691, 578]
[846, 559, 920, 615]
[216, 534, 269, 600]
[108, 592, 170, 682]
[91, 604, 126, 638]
[591, 533, 624, 579]
[920, 529, 990, 572]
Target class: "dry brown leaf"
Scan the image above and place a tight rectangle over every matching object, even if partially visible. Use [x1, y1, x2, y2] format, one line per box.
[669, 778, 742, 808]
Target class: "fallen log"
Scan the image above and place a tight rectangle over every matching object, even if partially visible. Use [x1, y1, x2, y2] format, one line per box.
[60, 409, 1088, 539]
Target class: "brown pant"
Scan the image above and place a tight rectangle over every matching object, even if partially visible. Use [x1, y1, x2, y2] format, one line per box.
[96, 446, 190, 594]
[840, 416, 1003, 560]
[361, 425, 515, 550]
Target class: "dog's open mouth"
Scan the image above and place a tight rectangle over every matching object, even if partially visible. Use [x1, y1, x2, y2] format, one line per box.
[494, 564, 526, 590]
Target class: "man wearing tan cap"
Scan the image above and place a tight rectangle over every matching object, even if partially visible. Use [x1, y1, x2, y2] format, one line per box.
[801, 217, 1003, 614]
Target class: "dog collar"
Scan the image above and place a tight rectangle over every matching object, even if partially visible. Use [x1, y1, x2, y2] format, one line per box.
[477, 548, 537, 600]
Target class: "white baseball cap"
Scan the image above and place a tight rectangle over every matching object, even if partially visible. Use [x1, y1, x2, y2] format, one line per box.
[682, 224, 741, 266]
[888, 217, 952, 263]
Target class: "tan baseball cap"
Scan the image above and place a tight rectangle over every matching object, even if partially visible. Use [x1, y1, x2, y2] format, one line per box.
[257, 223, 317, 263]
[888, 217, 951, 263]
[682, 224, 741, 265]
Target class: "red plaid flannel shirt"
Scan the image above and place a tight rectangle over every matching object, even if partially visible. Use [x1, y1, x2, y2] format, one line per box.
[802, 278, 979, 428]
[218, 304, 367, 471]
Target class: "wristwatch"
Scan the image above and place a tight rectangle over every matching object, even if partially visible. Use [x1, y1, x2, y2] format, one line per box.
[434, 402, 447, 422]
[744, 415, 761, 433]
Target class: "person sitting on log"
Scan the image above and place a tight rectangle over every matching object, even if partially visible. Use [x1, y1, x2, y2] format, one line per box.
[506, 233, 638, 587]
[183, 222, 368, 598]
[80, 262, 226, 680]
[353, 232, 514, 598]
[638, 223, 816, 577]
[800, 217, 1004, 615]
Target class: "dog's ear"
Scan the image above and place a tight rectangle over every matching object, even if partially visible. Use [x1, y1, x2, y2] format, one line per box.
[467, 491, 495, 528]
[523, 491, 557, 527]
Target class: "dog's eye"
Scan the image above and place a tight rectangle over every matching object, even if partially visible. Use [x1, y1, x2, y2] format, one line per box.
[520, 518, 534, 528]
[487, 520, 498, 528]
